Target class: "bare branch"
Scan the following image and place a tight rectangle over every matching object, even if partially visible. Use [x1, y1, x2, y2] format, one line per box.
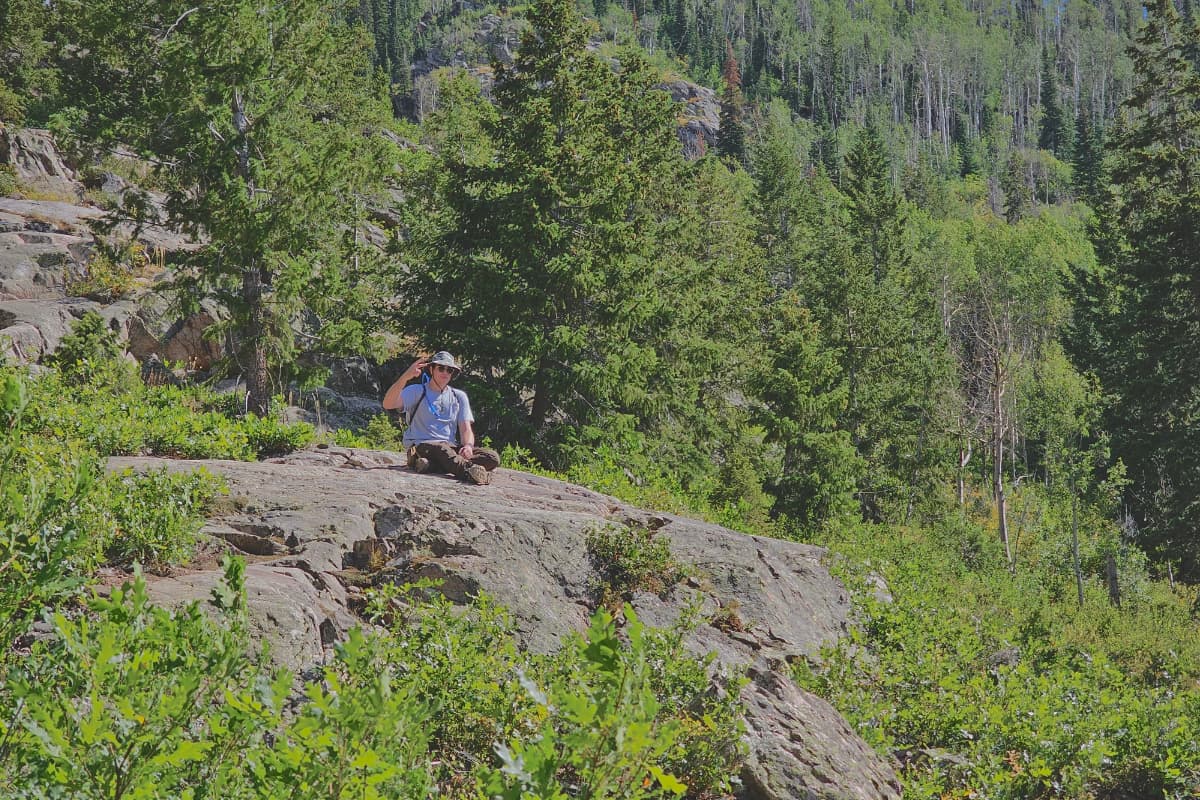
[159, 7, 200, 43]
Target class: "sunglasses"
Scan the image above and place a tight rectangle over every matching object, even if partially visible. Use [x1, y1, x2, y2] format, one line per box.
[432, 364, 456, 374]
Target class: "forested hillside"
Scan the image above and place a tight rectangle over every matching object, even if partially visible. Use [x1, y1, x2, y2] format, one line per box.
[4, 0, 1200, 794]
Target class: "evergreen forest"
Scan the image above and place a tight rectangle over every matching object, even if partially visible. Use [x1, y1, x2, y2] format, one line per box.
[3, 0, 1200, 795]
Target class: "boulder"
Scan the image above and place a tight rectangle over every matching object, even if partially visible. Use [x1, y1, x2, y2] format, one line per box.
[109, 447, 901, 800]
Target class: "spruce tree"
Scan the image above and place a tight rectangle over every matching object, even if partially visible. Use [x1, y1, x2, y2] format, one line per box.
[397, 0, 763, 464]
[57, 0, 394, 415]
[717, 40, 748, 166]
[1090, 0, 1200, 576]
[1038, 44, 1073, 157]
[1071, 109, 1105, 205]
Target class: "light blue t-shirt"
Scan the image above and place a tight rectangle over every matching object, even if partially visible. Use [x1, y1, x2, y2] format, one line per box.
[400, 382, 473, 448]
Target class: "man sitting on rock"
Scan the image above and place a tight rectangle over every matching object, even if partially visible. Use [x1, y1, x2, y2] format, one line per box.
[382, 351, 500, 485]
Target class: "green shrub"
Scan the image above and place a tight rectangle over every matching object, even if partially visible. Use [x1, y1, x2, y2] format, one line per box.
[46, 311, 124, 382]
[483, 605, 727, 800]
[0, 164, 18, 196]
[64, 239, 150, 301]
[224, 625, 434, 799]
[72, 467, 225, 570]
[22, 359, 314, 462]
[363, 582, 538, 796]
[364, 584, 746, 799]
[797, 519, 1200, 799]
[586, 523, 688, 608]
[0, 374, 96, 655]
[332, 413, 405, 451]
[1, 558, 257, 798]
[241, 412, 315, 458]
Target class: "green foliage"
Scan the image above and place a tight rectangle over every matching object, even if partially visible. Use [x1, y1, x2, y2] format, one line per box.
[1, 558, 256, 798]
[22, 360, 313, 462]
[0, 373, 94, 657]
[363, 583, 536, 795]
[64, 238, 152, 302]
[1082, 0, 1200, 578]
[397, 0, 765, 468]
[0, 0, 57, 124]
[798, 519, 1200, 798]
[228, 626, 434, 800]
[483, 606, 694, 800]
[586, 524, 688, 607]
[755, 294, 861, 528]
[0, 164, 18, 196]
[331, 413, 405, 451]
[72, 467, 224, 570]
[238, 413, 316, 459]
[56, 0, 397, 415]
[46, 311, 123, 383]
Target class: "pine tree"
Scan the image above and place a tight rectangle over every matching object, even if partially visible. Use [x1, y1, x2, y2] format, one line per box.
[1038, 44, 1072, 157]
[842, 125, 905, 282]
[717, 40, 748, 166]
[1001, 152, 1032, 222]
[57, 0, 395, 414]
[396, 0, 763, 462]
[1090, 0, 1200, 576]
[1071, 109, 1105, 204]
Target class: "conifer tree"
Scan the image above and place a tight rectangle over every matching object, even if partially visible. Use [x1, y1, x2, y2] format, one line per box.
[57, 0, 394, 415]
[397, 0, 763, 463]
[1071, 109, 1105, 205]
[717, 41, 748, 166]
[1089, 0, 1200, 576]
[1038, 44, 1073, 157]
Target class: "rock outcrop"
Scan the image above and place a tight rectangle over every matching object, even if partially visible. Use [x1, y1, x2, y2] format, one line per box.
[0, 130, 221, 369]
[0, 127, 79, 200]
[110, 446, 901, 800]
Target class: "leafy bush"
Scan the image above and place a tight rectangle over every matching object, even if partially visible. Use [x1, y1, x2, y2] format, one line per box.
[240, 412, 315, 458]
[797, 519, 1200, 799]
[332, 413, 405, 451]
[363, 582, 538, 796]
[45, 310, 124, 382]
[224, 626, 434, 800]
[72, 467, 225, 570]
[1, 558, 256, 798]
[24, 348, 313, 462]
[0, 163, 18, 195]
[484, 606, 698, 800]
[0, 374, 95, 655]
[586, 523, 688, 608]
[64, 239, 151, 301]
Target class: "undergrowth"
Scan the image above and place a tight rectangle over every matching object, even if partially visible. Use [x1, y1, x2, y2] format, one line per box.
[796, 518, 1200, 799]
[0, 557, 747, 798]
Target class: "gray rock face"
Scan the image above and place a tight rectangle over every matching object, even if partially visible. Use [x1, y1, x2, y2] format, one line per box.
[0, 297, 111, 362]
[658, 80, 720, 160]
[0, 128, 79, 199]
[109, 447, 900, 800]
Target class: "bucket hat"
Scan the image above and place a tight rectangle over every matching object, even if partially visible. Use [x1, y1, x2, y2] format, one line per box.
[427, 350, 461, 374]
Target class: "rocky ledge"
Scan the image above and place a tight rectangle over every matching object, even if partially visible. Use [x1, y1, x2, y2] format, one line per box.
[110, 446, 900, 800]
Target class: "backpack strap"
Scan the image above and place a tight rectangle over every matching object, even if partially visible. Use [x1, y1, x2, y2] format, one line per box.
[405, 382, 428, 427]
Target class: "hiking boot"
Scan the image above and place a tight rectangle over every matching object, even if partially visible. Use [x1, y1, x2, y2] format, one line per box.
[466, 464, 490, 485]
[411, 456, 431, 474]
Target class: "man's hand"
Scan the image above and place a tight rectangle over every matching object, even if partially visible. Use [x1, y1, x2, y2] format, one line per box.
[382, 355, 428, 410]
[460, 443, 475, 459]
[403, 356, 429, 381]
